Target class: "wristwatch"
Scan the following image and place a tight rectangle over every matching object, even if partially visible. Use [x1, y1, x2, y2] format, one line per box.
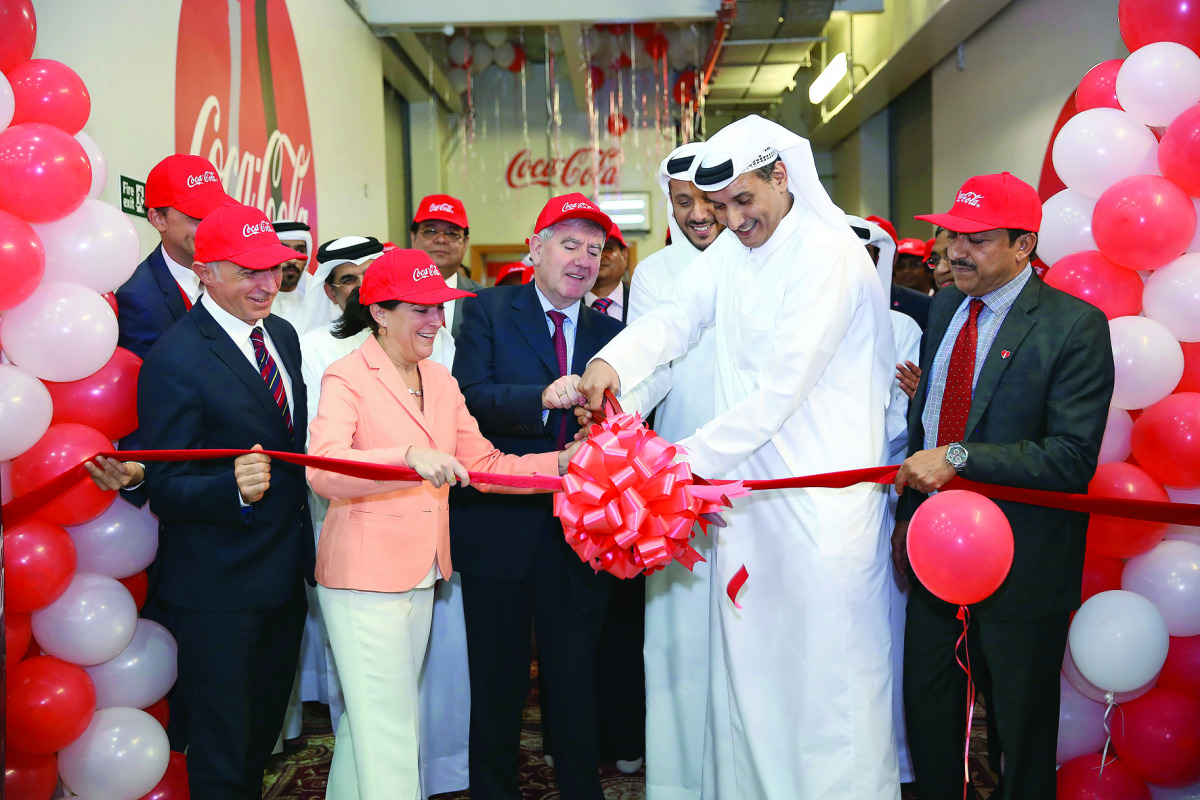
[946, 442, 968, 474]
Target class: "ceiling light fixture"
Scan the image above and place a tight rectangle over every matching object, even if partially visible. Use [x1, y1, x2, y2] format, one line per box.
[808, 52, 848, 104]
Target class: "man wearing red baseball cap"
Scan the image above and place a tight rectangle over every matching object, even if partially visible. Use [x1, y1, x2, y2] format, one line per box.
[136, 201, 315, 800]
[116, 154, 236, 360]
[893, 237, 934, 294]
[451, 191, 624, 800]
[410, 193, 483, 337]
[894, 172, 1114, 800]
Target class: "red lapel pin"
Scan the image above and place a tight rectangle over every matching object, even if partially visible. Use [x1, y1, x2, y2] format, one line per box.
[1001, 350, 1011, 359]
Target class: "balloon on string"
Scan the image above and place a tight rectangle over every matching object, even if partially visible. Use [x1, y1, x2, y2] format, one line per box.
[611, 50, 632, 72]
[31, 573, 138, 666]
[1132, 392, 1200, 488]
[1095, 175, 1196, 270]
[138, 751, 188, 800]
[0, 122, 91, 223]
[1057, 753, 1151, 800]
[0, 71, 13, 130]
[33, 198, 140, 294]
[1083, 549, 1125, 604]
[44, 346, 141, 440]
[644, 32, 669, 61]
[582, 27, 603, 58]
[1033, 189, 1098, 266]
[493, 42, 517, 70]
[585, 64, 605, 93]
[0, 363, 53, 461]
[5, 655, 97, 754]
[1098, 405, 1135, 465]
[142, 696, 170, 731]
[1159, 635, 1200, 700]
[1057, 672, 1115, 764]
[673, 69, 698, 107]
[0, 208, 45, 311]
[1076, 59, 1124, 112]
[10, 422, 117, 525]
[446, 36, 471, 68]
[58, 708, 171, 800]
[1109, 316, 1184, 410]
[1043, 250, 1143, 319]
[1113, 688, 1200, 787]
[4, 518, 77, 613]
[607, 113, 630, 137]
[446, 67, 469, 95]
[1, 281, 119, 382]
[1051, 108, 1158, 199]
[483, 28, 508, 48]
[633, 22, 657, 39]
[1064, 642, 1158, 703]
[0, 0, 36, 75]
[1144, 255, 1200, 341]
[506, 43, 526, 73]
[118, 570, 149, 612]
[5, 612, 32, 671]
[84, 619, 177, 710]
[1117, 43, 1200, 128]
[7, 59, 91, 135]
[906, 490, 1014, 605]
[3, 748, 58, 800]
[470, 41, 493, 74]
[1086, 462, 1170, 558]
[1070, 590, 1170, 693]
[1159, 106, 1200, 198]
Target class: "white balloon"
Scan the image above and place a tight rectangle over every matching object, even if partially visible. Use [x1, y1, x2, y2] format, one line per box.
[1056, 672, 1111, 764]
[31, 573, 138, 666]
[0, 281, 119, 382]
[66, 498, 158, 578]
[582, 27, 603, 58]
[84, 619, 177, 709]
[470, 41, 493, 74]
[1109, 315, 1185, 410]
[1117, 42, 1200, 127]
[75, 131, 108, 199]
[447, 35, 471, 67]
[0, 363, 53, 461]
[493, 42, 516, 70]
[0, 71, 13, 131]
[483, 28, 508, 48]
[59, 708, 170, 800]
[1068, 589, 1169, 692]
[1039, 190, 1098, 265]
[446, 67, 469, 94]
[1063, 642, 1158, 703]
[1144, 253, 1200, 342]
[1122, 539, 1200, 636]
[1052, 108, 1159, 198]
[32, 199, 140, 294]
[1150, 780, 1200, 799]
[1098, 405, 1134, 464]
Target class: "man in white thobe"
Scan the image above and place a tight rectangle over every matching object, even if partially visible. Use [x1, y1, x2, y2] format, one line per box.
[271, 221, 313, 331]
[579, 115, 899, 800]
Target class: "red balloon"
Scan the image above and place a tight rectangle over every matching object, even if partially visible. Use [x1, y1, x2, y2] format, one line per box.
[7, 59, 91, 135]
[5, 655, 97, 754]
[1043, 250, 1144, 319]
[1082, 550, 1124, 604]
[1056, 753, 1151, 799]
[506, 44, 526, 74]
[1076, 59, 1124, 112]
[0, 0, 36, 75]
[587, 64, 606, 92]
[102, 291, 119, 315]
[1159, 635, 1200, 701]
[1113, 688, 1200, 787]
[0, 123, 91, 224]
[137, 750, 188, 800]
[673, 69, 698, 107]
[3, 518, 76, 613]
[1094, 175, 1197, 270]
[1120, 0, 1200, 56]
[644, 32, 669, 61]
[611, 51, 632, 71]
[5, 611, 32, 671]
[607, 113, 630, 137]
[4, 749, 57, 800]
[119, 569, 150, 612]
[0, 208, 45, 311]
[142, 696, 170, 731]
[1086, 462, 1169, 558]
[607, 23, 630, 36]
[633, 22, 657, 39]
[1158, 105, 1200, 198]
[10, 422, 116, 525]
[906, 490, 1015, 605]
[44, 346, 142, 440]
[1131, 392, 1200, 488]
[1178, 343, 1200, 393]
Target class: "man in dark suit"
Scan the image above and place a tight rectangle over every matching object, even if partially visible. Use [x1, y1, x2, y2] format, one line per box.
[137, 203, 314, 800]
[451, 193, 623, 800]
[410, 193, 483, 337]
[892, 173, 1114, 800]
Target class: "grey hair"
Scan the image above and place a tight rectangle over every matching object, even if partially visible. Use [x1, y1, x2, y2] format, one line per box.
[536, 217, 607, 242]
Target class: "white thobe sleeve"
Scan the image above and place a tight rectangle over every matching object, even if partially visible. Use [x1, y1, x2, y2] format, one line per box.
[613, 259, 677, 416]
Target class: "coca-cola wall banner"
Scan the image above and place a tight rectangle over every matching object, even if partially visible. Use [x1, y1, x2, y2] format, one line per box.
[176, 0, 317, 245]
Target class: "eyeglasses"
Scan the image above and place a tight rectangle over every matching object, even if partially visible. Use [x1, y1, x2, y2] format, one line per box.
[417, 226, 465, 243]
[923, 254, 948, 269]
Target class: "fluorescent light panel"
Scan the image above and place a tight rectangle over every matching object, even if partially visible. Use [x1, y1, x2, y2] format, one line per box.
[809, 52, 848, 104]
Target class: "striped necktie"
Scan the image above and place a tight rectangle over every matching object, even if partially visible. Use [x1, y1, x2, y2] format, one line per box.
[591, 297, 614, 315]
[249, 327, 293, 436]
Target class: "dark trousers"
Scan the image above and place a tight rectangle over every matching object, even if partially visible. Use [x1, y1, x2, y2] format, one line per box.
[163, 581, 306, 800]
[460, 527, 608, 800]
[903, 584, 1069, 800]
[595, 572, 646, 761]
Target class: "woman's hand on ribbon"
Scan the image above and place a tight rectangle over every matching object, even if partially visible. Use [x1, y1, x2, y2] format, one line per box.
[542, 374, 585, 410]
[83, 456, 144, 492]
[895, 446, 955, 495]
[405, 446, 470, 488]
[578, 359, 620, 411]
[235, 445, 272, 503]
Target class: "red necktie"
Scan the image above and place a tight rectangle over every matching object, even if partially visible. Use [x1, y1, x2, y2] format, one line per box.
[547, 310, 570, 450]
[591, 297, 614, 315]
[937, 298, 984, 448]
[250, 327, 294, 436]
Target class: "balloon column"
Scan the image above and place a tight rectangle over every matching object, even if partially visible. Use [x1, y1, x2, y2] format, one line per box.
[0, 4, 180, 800]
[1038, 0, 1200, 794]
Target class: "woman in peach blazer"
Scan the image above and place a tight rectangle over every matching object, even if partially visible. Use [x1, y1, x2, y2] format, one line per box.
[306, 250, 575, 800]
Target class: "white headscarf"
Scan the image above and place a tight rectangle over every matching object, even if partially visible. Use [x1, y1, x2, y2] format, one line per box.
[657, 142, 706, 255]
[690, 115, 852, 238]
[296, 236, 383, 335]
[846, 215, 898, 290]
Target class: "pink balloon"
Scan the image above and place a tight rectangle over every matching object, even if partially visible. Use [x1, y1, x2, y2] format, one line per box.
[58, 708, 170, 800]
[30, 573, 138, 666]
[1112, 688, 1200, 788]
[1099, 405, 1135, 465]
[65, 497, 158, 579]
[0, 281, 119, 382]
[1040, 189, 1098, 265]
[1159, 635, 1200, 701]
[1058, 671, 1112, 763]
[1095, 175, 1197, 270]
[1132, 393, 1200, 488]
[1123, 540, 1200, 637]
[1077, 59, 1125, 112]
[0, 208, 45, 311]
[7, 59, 91, 135]
[0, 0, 36, 75]
[1044, 250, 1144, 319]
[83, 619, 177, 709]
[0, 123, 91, 223]
[906, 490, 1014, 606]
[1058, 753, 1151, 799]
[1160, 105, 1200, 197]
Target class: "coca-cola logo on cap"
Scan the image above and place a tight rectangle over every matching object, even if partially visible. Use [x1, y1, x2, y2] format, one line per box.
[242, 220, 274, 238]
[176, 0, 317, 250]
[428, 202, 456, 213]
[957, 191, 985, 208]
[413, 264, 440, 282]
[187, 171, 219, 188]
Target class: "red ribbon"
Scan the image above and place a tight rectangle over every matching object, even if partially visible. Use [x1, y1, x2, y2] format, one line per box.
[956, 605, 976, 798]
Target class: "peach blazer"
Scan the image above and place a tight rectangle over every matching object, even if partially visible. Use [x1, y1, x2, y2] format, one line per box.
[306, 334, 558, 592]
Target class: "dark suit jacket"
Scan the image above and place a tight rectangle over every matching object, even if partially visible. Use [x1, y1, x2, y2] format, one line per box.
[897, 274, 1113, 620]
[450, 282, 623, 603]
[451, 274, 485, 338]
[137, 301, 315, 612]
[891, 283, 932, 331]
[117, 245, 191, 360]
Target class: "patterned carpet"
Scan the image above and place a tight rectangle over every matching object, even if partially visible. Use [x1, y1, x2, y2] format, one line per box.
[263, 668, 995, 799]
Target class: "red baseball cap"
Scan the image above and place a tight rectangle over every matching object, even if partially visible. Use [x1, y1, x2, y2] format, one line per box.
[359, 249, 478, 306]
[496, 262, 534, 284]
[897, 238, 928, 257]
[534, 192, 613, 236]
[194, 204, 304, 270]
[916, 172, 1042, 233]
[144, 154, 235, 219]
[606, 224, 627, 248]
[413, 194, 469, 229]
[866, 215, 899, 245]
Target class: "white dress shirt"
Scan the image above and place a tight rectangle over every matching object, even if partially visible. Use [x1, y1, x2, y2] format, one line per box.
[162, 246, 201, 305]
[584, 282, 625, 320]
[200, 293, 295, 417]
[534, 283, 579, 424]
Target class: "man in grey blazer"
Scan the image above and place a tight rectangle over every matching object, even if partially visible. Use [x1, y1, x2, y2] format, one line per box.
[410, 193, 484, 338]
[892, 172, 1114, 800]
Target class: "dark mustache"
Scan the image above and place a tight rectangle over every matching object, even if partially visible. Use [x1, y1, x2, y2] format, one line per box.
[950, 259, 975, 269]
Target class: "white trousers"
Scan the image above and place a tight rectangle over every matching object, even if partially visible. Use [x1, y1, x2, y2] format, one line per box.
[318, 583, 435, 800]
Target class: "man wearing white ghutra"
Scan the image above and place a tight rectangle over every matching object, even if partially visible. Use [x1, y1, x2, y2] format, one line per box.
[580, 115, 899, 799]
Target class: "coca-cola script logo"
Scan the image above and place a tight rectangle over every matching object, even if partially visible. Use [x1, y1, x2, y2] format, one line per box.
[186, 170, 219, 188]
[507, 147, 622, 190]
[242, 221, 274, 238]
[561, 201, 594, 213]
[428, 202, 456, 213]
[957, 191, 985, 208]
[175, 0, 317, 263]
[413, 264, 441, 281]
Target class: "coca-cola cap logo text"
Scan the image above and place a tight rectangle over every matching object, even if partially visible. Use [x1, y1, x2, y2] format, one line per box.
[428, 202, 456, 213]
[507, 147, 622, 191]
[187, 170, 219, 188]
[242, 220, 273, 238]
[957, 191, 985, 208]
[561, 201, 594, 213]
[413, 264, 441, 281]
